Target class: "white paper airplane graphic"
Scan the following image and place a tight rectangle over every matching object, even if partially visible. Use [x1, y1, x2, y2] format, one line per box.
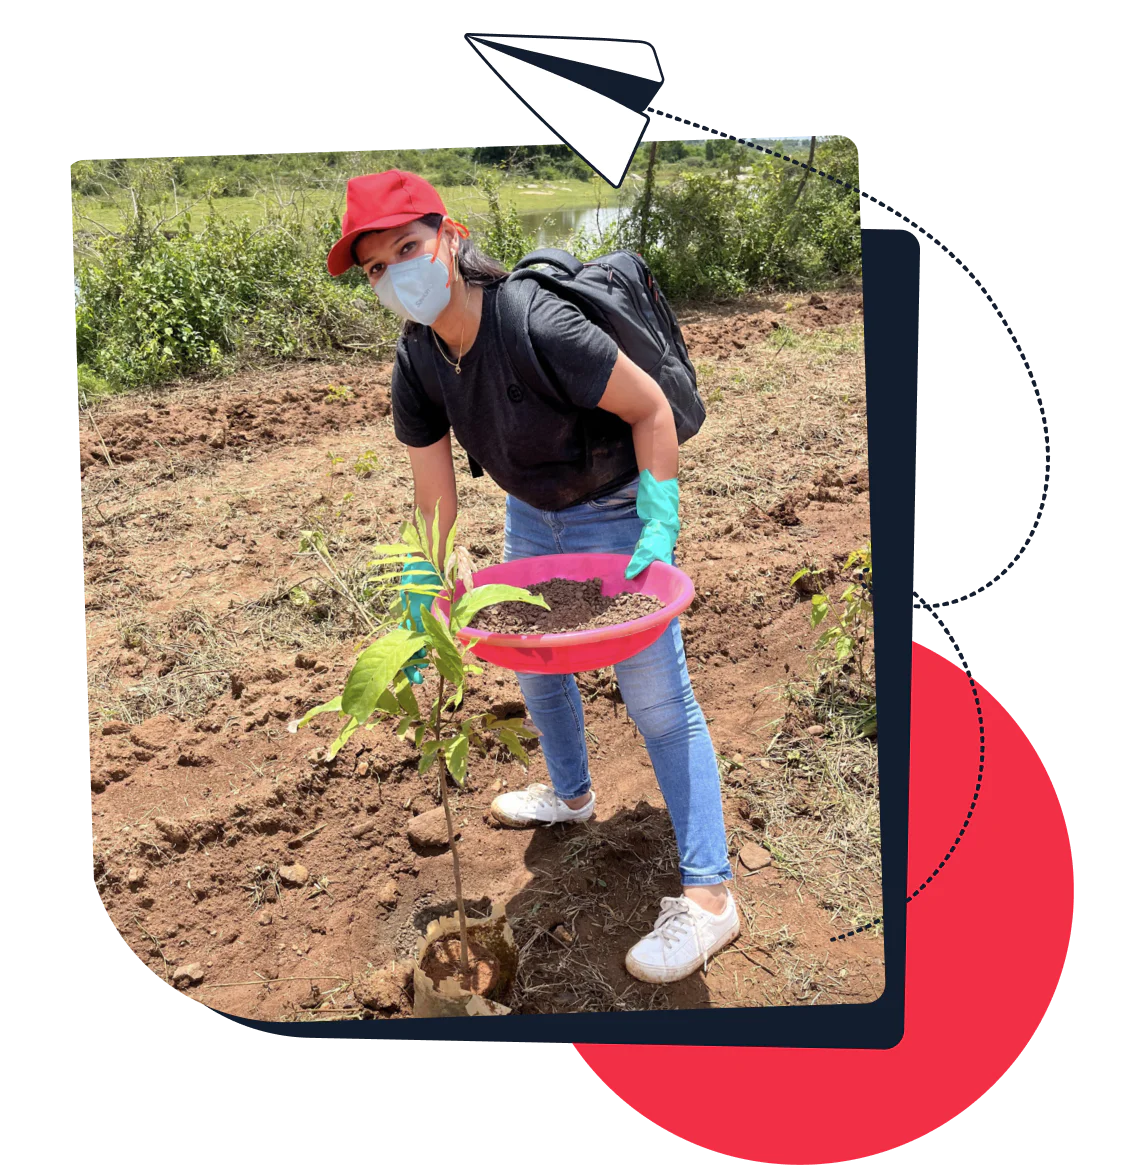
[465, 35, 664, 188]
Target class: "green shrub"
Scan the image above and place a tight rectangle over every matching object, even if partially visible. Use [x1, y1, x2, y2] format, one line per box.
[75, 199, 397, 391]
[583, 136, 862, 301]
[470, 170, 538, 270]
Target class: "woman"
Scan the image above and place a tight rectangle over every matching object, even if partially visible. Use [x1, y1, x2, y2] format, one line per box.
[327, 170, 737, 984]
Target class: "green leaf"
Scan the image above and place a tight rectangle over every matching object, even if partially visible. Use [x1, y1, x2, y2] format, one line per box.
[396, 585, 443, 603]
[430, 500, 442, 574]
[290, 695, 342, 733]
[400, 520, 424, 557]
[375, 687, 400, 717]
[421, 608, 465, 686]
[810, 594, 830, 628]
[486, 716, 523, 731]
[444, 679, 465, 711]
[499, 729, 530, 766]
[446, 734, 469, 785]
[449, 583, 550, 632]
[342, 628, 428, 724]
[444, 522, 457, 577]
[394, 678, 419, 717]
[371, 542, 417, 557]
[327, 715, 360, 760]
[413, 510, 430, 560]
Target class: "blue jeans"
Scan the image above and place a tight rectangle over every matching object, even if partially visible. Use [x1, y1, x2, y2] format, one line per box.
[503, 478, 732, 887]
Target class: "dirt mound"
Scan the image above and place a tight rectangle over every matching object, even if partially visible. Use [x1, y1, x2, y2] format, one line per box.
[681, 291, 863, 361]
[80, 361, 393, 474]
[739, 493, 805, 535]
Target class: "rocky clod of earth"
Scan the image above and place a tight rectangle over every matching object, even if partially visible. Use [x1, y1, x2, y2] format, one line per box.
[173, 963, 205, 989]
[738, 842, 772, 871]
[354, 962, 413, 1013]
[406, 806, 451, 849]
[278, 863, 308, 887]
[376, 879, 399, 910]
[153, 818, 190, 847]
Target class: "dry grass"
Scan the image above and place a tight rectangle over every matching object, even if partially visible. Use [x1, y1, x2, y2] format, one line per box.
[733, 730, 880, 931]
[510, 809, 681, 1014]
[92, 604, 240, 725]
[683, 322, 866, 515]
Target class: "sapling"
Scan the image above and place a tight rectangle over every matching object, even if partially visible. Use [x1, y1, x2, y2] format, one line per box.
[291, 505, 548, 981]
[791, 543, 875, 734]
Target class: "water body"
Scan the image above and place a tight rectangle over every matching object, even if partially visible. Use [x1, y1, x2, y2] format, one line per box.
[518, 203, 625, 248]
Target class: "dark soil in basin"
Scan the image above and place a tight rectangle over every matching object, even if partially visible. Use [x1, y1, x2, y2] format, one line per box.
[470, 577, 663, 635]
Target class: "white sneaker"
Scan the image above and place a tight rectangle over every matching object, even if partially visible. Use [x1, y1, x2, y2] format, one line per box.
[490, 783, 596, 828]
[625, 892, 741, 983]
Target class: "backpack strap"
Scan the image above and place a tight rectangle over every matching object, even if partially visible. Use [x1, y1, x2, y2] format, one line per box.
[495, 275, 554, 398]
[512, 248, 584, 276]
[496, 273, 599, 474]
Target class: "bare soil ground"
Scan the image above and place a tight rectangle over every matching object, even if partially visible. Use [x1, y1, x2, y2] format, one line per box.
[82, 289, 881, 1021]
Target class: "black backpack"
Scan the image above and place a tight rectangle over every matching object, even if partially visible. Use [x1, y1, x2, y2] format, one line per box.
[456, 248, 705, 479]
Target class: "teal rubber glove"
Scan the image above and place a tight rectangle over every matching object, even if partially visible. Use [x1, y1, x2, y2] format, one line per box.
[400, 559, 442, 684]
[625, 469, 681, 579]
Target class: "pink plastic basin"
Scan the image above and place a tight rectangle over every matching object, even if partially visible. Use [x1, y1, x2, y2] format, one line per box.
[432, 553, 694, 674]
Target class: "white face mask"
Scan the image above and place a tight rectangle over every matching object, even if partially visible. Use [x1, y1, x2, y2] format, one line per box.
[373, 250, 453, 325]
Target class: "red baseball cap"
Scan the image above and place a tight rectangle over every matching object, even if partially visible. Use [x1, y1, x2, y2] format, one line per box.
[326, 170, 448, 277]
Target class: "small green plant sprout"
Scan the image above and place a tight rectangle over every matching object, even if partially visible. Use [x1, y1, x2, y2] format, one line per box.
[323, 384, 355, 404]
[353, 449, 380, 477]
[291, 503, 548, 978]
[791, 544, 873, 681]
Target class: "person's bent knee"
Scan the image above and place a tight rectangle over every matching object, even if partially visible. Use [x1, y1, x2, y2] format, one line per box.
[625, 693, 693, 742]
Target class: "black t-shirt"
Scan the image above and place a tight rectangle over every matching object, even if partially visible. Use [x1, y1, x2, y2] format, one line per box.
[391, 281, 638, 511]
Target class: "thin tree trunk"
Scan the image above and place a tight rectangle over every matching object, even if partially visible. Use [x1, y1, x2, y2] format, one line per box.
[432, 669, 469, 975]
[436, 751, 470, 976]
[637, 140, 658, 255]
[790, 136, 817, 207]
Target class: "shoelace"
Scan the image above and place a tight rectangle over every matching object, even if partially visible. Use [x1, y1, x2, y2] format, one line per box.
[649, 897, 713, 970]
[516, 784, 587, 827]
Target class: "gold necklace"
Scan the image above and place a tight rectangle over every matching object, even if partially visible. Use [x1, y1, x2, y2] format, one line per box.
[432, 280, 471, 375]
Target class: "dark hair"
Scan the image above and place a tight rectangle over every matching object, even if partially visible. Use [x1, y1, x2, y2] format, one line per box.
[353, 213, 509, 339]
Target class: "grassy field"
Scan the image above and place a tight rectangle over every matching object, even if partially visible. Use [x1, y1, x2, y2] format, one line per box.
[74, 177, 622, 234]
